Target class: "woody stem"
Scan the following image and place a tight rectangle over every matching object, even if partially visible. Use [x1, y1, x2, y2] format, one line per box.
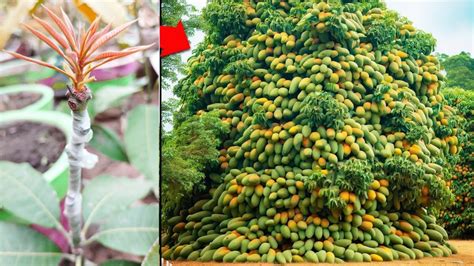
[64, 86, 97, 255]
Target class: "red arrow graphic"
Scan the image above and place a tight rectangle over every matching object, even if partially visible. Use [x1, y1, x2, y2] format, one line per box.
[160, 20, 190, 58]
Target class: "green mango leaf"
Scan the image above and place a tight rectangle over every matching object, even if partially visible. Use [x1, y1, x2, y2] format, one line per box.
[0, 222, 64, 265]
[0, 209, 29, 225]
[100, 260, 140, 266]
[90, 85, 140, 119]
[154, 105, 160, 199]
[0, 162, 61, 228]
[82, 175, 151, 235]
[90, 124, 129, 162]
[124, 104, 159, 183]
[141, 238, 159, 266]
[92, 204, 159, 256]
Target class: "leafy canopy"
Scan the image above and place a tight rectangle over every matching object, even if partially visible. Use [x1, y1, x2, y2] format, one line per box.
[300, 91, 349, 130]
[161, 0, 201, 90]
[161, 111, 229, 216]
[202, 0, 249, 43]
[439, 52, 474, 90]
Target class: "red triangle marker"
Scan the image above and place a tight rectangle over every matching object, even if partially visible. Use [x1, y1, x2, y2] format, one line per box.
[160, 21, 190, 58]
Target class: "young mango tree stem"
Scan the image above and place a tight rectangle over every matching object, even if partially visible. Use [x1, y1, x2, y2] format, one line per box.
[65, 86, 97, 251]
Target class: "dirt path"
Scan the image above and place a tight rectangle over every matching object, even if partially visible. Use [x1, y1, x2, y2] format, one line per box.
[169, 240, 474, 265]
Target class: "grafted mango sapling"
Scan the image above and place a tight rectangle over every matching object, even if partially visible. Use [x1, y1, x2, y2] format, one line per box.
[3, 4, 152, 262]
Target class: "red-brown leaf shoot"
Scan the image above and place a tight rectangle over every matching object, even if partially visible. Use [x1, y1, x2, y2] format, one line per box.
[3, 6, 152, 93]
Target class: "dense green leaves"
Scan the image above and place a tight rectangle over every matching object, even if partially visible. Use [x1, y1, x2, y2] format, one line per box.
[257, 2, 295, 34]
[363, 7, 436, 59]
[92, 204, 159, 256]
[162, 111, 229, 216]
[304, 159, 374, 209]
[439, 85, 473, 238]
[0, 222, 63, 266]
[443, 87, 474, 114]
[0, 162, 60, 228]
[399, 31, 436, 59]
[336, 159, 374, 197]
[161, 98, 180, 129]
[341, 0, 386, 12]
[173, 76, 201, 115]
[439, 52, 474, 89]
[383, 102, 428, 143]
[224, 60, 254, 80]
[405, 125, 429, 143]
[161, 0, 201, 90]
[162, 54, 187, 91]
[161, 0, 201, 31]
[382, 156, 448, 210]
[365, 13, 397, 51]
[301, 91, 349, 130]
[203, 0, 249, 43]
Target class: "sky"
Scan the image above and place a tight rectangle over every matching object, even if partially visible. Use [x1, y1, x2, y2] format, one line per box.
[163, 0, 474, 103]
[385, 0, 474, 55]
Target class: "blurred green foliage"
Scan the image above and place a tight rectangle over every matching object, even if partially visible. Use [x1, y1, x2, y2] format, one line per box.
[161, 111, 229, 218]
[161, 0, 202, 90]
[438, 52, 474, 238]
[439, 52, 474, 90]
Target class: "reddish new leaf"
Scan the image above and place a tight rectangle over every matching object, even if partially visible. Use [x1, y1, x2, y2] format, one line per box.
[2, 50, 75, 81]
[32, 15, 69, 49]
[3, 5, 152, 93]
[81, 17, 100, 51]
[42, 5, 78, 52]
[82, 23, 112, 57]
[86, 19, 138, 56]
[22, 23, 65, 57]
[86, 44, 153, 64]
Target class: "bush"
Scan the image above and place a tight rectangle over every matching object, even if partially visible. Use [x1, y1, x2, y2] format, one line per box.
[439, 87, 473, 238]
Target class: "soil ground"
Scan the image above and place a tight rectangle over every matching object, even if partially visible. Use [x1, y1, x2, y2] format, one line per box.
[0, 91, 41, 111]
[0, 121, 66, 172]
[169, 240, 474, 265]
